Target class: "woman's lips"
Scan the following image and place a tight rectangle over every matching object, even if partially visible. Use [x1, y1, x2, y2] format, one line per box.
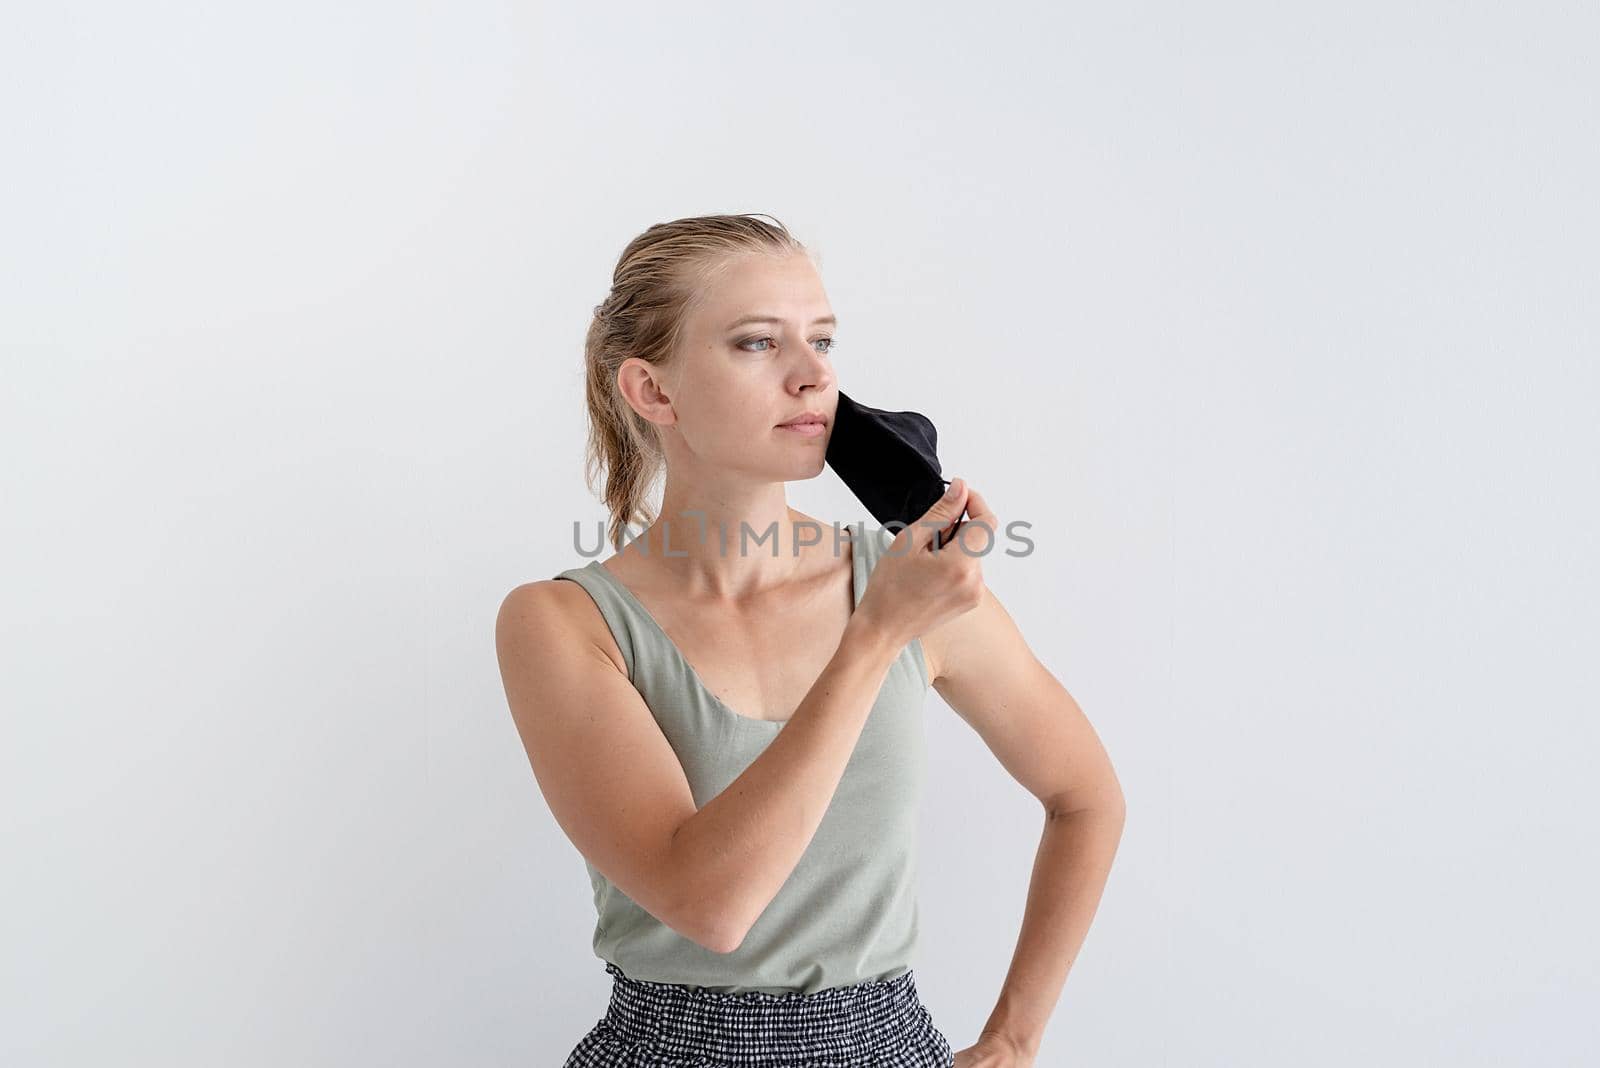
[777, 421, 826, 438]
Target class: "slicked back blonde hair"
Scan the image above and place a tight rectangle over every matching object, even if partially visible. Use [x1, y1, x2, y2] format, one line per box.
[583, 213, 813, 550]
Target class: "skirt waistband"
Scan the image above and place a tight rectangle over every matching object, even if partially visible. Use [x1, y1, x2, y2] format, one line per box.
[596, 961, 943, 1065]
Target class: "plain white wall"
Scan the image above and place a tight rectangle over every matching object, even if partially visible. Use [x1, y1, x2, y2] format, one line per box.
[4, 2, 1596, 1065]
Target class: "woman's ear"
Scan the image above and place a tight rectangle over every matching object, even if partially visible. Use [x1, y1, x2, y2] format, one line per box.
[616, 358, 678, 429]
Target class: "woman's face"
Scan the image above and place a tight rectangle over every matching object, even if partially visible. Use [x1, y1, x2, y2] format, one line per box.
[648, 250, 840, 484]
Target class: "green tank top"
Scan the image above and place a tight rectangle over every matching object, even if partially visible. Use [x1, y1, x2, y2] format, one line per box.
[551, 519, 931, 995]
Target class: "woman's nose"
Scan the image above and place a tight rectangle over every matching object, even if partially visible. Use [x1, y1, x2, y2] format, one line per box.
[794, 345, 833, 391]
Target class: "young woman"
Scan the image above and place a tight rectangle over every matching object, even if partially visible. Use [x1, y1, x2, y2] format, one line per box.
[496, 214, 1125, 1067]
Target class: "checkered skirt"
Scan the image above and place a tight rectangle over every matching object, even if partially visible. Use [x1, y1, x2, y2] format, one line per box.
[562, 961, 955, 1067]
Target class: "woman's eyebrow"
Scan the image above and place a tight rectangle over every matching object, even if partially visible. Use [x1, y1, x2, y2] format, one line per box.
[724, 314, 838, 330]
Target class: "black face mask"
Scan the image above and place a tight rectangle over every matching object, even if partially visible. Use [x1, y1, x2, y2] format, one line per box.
[825, 389, 965, 545]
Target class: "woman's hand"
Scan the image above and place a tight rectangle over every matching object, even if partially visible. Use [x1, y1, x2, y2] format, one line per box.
[952, 1029, 1036, 1067]
[853, 477, 996, 650]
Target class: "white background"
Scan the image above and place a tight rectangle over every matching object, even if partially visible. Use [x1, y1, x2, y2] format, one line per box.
[4, 2, 1596, 1065]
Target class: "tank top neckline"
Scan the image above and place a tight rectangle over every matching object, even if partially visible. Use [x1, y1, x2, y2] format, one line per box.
[579, 519, 868, 730]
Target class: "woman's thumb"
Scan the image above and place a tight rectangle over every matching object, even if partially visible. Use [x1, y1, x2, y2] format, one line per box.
[913, 477, 966, 546]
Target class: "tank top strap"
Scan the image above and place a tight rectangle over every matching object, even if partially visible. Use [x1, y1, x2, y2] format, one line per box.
[845, 519, 872, 607]
[550, 561, 643, 680]
[850, 520, 902, 594]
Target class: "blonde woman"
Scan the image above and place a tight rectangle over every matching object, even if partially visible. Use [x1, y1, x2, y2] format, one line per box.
[496, 214, 1124, 1066]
